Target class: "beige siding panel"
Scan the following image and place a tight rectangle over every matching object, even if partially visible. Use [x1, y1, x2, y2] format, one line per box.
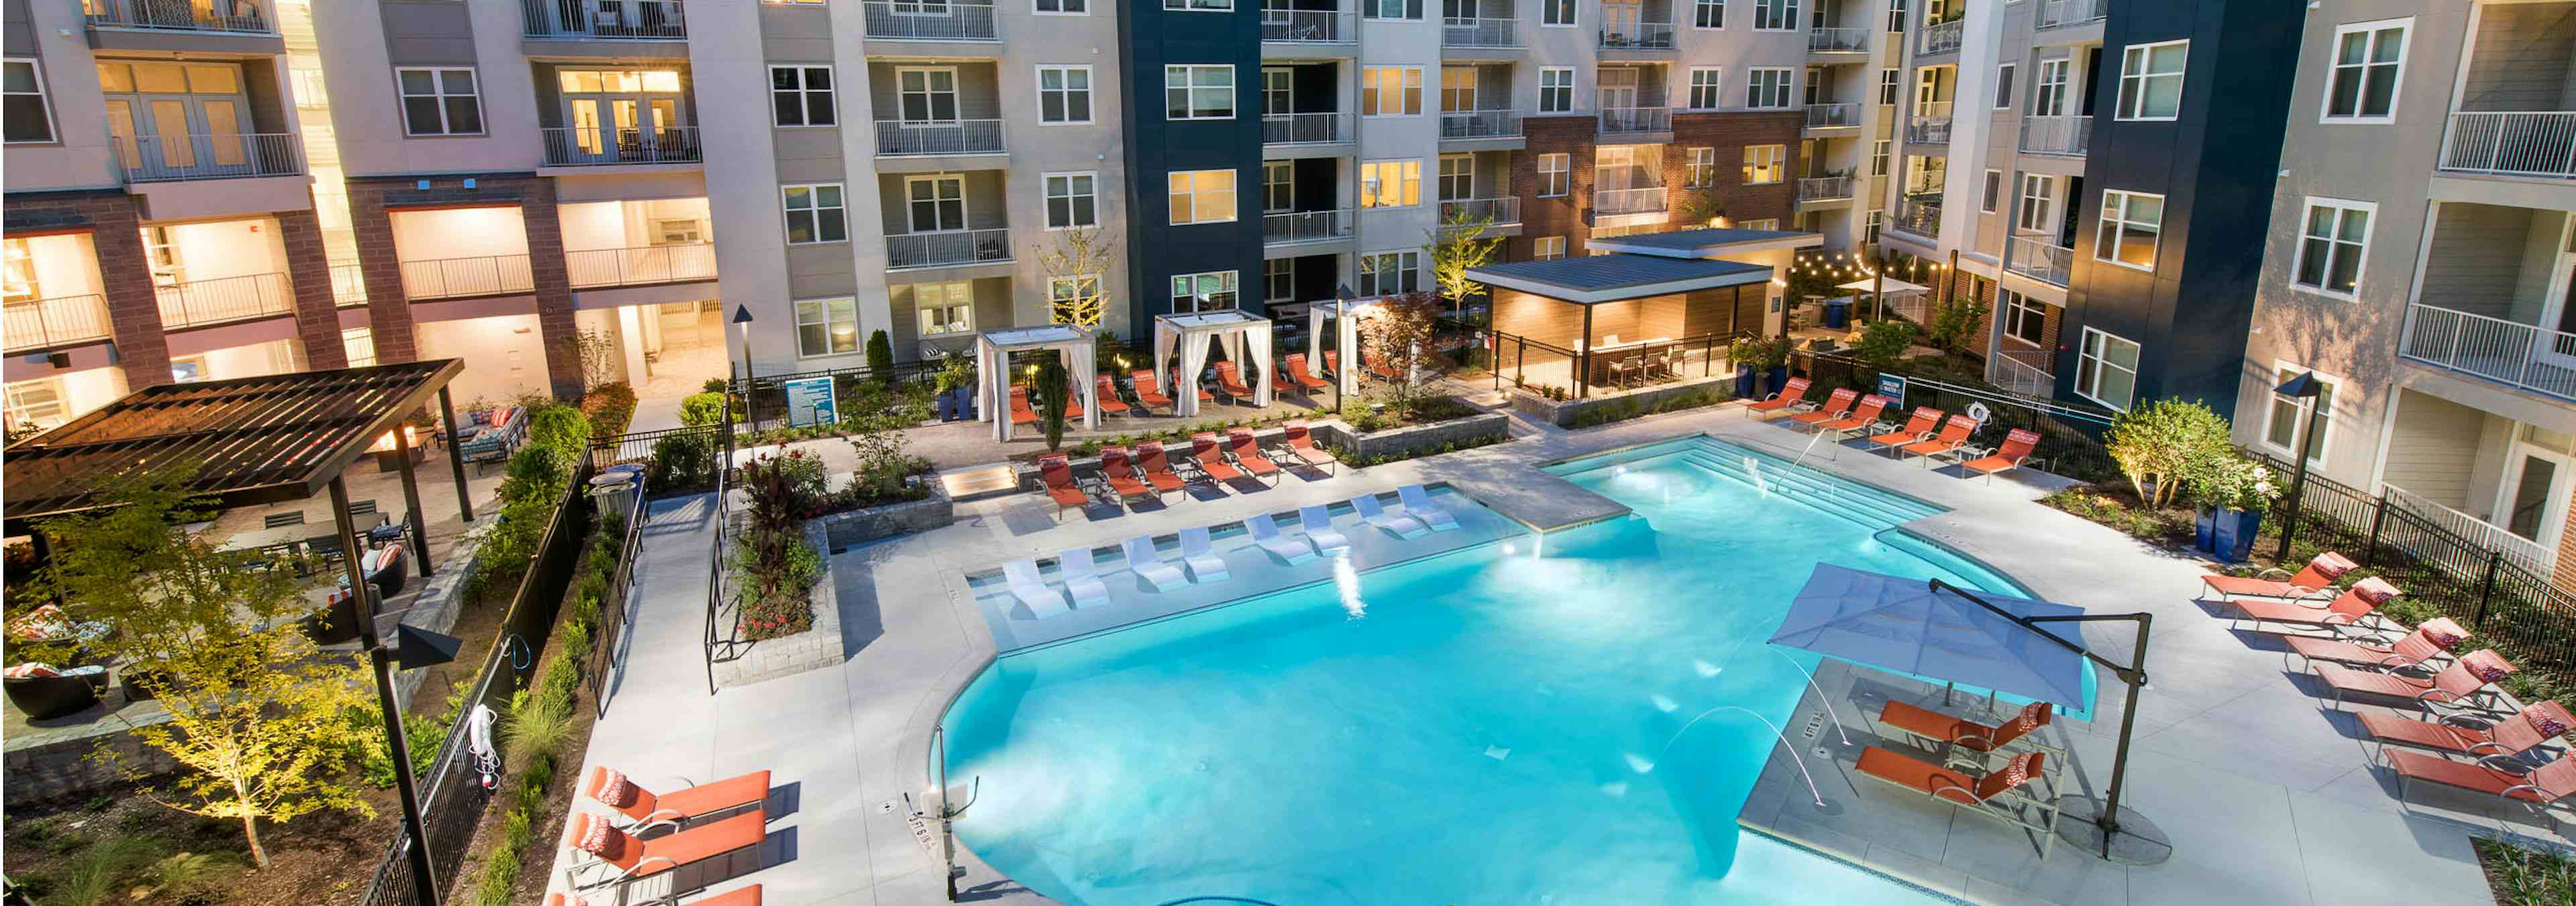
[2459, 6, 2576, 113]
[2420, 203, 2535, 320]
[381, 1, 478, 65]
[759, 5, 836, 60]
[2384, 389, 2487, 508]
[867, 61, 1003, 122]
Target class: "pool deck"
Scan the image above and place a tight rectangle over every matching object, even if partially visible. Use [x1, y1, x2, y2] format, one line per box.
[553, 400, 2556, 906]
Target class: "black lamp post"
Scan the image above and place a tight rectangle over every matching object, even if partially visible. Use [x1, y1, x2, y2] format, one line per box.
[2273, 372, 2324, 562]
[729, 305, 753, 466]
[1332, 283, 1355, 413]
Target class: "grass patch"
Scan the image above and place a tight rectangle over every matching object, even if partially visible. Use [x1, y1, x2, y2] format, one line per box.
[2477, 838, 2576, 906]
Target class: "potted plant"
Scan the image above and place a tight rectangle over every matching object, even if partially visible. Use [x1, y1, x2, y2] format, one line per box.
[933, 356, 976, 421]
[2196, 454, 2281, 564]
[1729, 337, 1791, 398]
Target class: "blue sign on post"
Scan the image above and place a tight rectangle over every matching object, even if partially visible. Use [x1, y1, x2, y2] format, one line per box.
[783, 376, 838, 427]
[1876, 374, 1907, 408]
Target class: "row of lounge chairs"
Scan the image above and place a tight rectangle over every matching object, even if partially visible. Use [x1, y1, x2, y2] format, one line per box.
[555, 765, 775, 904]
[1005, 356, 1355, 430]
[1004, 485, 1460, 617]
[1850, 695, 2070, 856]
[1038, 423, 1339, 519]
[1746, 378, 2040, 483]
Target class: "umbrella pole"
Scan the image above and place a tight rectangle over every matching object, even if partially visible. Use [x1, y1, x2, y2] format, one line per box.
[2098, 615, 2152, 857]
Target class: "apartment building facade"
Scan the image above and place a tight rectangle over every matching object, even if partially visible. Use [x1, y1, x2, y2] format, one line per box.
[2237, 0, 2576, 587]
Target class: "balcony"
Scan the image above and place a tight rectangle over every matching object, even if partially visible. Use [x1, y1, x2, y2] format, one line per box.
[2035, 0, 2108, 30]
[541, 126, 702, 166]
[522, 0, 686, 39]
[1599, 106, 1671, 136]
[1263, 113, 1353, 146]
[874, 119, 1006, 156]
[4, 295, 113, 352]
[1438, 197, 1521, 225]
[2440, 112, 2576, 180]
[568, 243, 717, 289]
[1796, 176, 1854, 203]
[888, 228, 1014, 270]
[1905, 105, 1953, 144]
[1809, 27, 1867, 53]
[330, 262, 367, 307]
[402, 254, 535, 301]
[1918, 17, 1964, 54]
[111, 133, 302, 183]
[154, 272, 292, 329]
[861, 0, 997, 42]
[2398, 301, 2576, 403]
[1440, 109, 1521, 140]
[1598, 21, 1675, 50]
[1892, 197, 1940, 238]
[1805, 103, 1858, 130]
[1443, 17, 1519, 48]
[2019, 115, 2090, 156]
[83, 0, 270, 33]
[1593, 187, 1667, 215]
[1263, 9, 1354, 44]
[2003, 234, 2073, 287]
[1264, 210, 1356, 245]
[2383, 483, 2560, 580]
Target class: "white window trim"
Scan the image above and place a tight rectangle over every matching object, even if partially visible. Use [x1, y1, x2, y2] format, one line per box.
[1041, 170, 1099, 230]
[903, 174, 968, 234]
[2115, 38, 2188, 122]
[2000, 290, 2047, 348]
[2016, 172, 2056, 232]
[1033, 0, 1088, 15]
[1535, 236, 1567, 260]
[1360, 66, 1425, 118]
[1994, 62, 2015, 109]
[1741, 144, 1785, 185]
[1166, 64, 1236, 121]
[2092, 189, 2162, 272]
[2319, 17, 2410, 125]
[4, 58, 57, 145]
[1035, 64, 1095, 125]
[2290, 195, 2375, 301]
[1981, 168, 2002, 213]
[1687, 67, 1725, 111]
[1164, 0, 1233, 10]
[1359, 249, 1422, 295]
[1170, 270, 1240, 311]
[793, 297, 862, 359]
[1746, 66, 1794, 109]
[394, 66, 485, 136]
[1360, 158, 1422, 209]
[1169, 169, 1238, 225]
[782, 183, 848, 245]
[1690, 0, 1725, 30]
[1540, 0, 1576, 28]
[895, 65, 962, 125]
[2260, 361, 2338, 465]
[1537, 152, 1570, 197]
[2074, 326, 2140, 411]
[1750, 0, 1798, 32]
[769, 64, 836, 129]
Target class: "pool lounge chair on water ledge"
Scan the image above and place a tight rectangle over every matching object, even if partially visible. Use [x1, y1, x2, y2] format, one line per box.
[1398, 484, 1460, 531]
[1003, 559, 1069, 617]
[1178, 526, 1230, 583]
[584, 766, 772, 832]
[1855, 748, 2059, 857]
[1122, 536, 1189, 592]
[1056, 548, 1115, 607]
[1352, 493, 1429, 539]
[1246, 515, 1318, 564]
[1298, 505, 1353, 555]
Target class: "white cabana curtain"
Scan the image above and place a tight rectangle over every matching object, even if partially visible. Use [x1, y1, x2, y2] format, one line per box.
[1302, 302, 1365, 397]
[1066, 342, 1099, 432]
[978, 329, 1097, 442]
[978, 336, 1008, 442]
[1150, 321, 1178, 409]
[1179, 332, 1212, 418]
[1245, 325, 1273, 406]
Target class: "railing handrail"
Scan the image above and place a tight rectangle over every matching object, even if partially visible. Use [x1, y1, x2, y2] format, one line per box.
[1808, 26, 1867, 51]
[861, 0, 1000, 40]
[109, 131, 303, 183]
[1796, 175, 1854, 199]
[1804, 103, 1856, 128]
[1598, 106, 1672, 132]
[2003, 234, 2074, 287]
[3, 293, 113, 352]
[1262, 7, 1353, 42]
[1593, 186, 1668, 213]
[1987, 348, 2055, 399]
[2438, 111, 2576, 179]
[2397, 300, 2576, 403]
[1597, 19, 1675, 47]
[872, 118, 1006, 156]
[1262, 111, 1353, 146]
[566, 242, 718, 289]
[154, 271, 292, 329]
[1442, 15, 1519, 46]
[886, 226, 1015, 268]
[400, 252, 538, 301]
[2019, 113, 2092, 156]
[521, 0, 686, 38]
[2384, 483, 2560, 578]
[1437, 197, 1521, 223]
[1262, 209, 1356, 243]
[83, 0, 273, 32]
[1439, 109, 1523, 138]
[539, 124, 704, 166]
[2036, 0, 2108, 29]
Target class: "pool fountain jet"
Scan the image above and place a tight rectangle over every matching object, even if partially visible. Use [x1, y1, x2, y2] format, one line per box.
[1648, 705, 1829, 811]
[1332, 553, 1365, 619]
[1769, 649, 1853, 748]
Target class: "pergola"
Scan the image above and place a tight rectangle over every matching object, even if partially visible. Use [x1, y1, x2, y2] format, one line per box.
[975, 325, 1097, 442]
[1152, 309, 1275, 417]
[1302, 297, 1374, 398]
[1465, 253, 1773, 398]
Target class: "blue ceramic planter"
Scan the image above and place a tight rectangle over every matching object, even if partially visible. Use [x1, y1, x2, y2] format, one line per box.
[2211, 509, 2263, 564]
[1735, 366, 1757, 399]
[1765, 366, 1791, 397]
[2194, 508, 2216, 554]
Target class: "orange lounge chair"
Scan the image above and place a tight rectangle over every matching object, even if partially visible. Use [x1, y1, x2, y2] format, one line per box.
[1093, 374, 1132, 416]
[1367, 348, 1401, 381]
[551, 885, 762, 906]
[2384, 746, 2576, 831]
[1134, 442, 1189, 495]
[584, 766, 771, 831]
[1877, 700, 2060, 765]
[1130, 370, 1175, 410]
[2202, 551, 2359, 603]
[1098, 446, 1156, 504]
[1901, 415, 1980, 464]
[1788, 388, 1860, 429]
[1228, 427, 1282, 483]
[2227, 576, 2402, 635]
[1281, 353, 1331, 393]
[1281, 421, 1337, 474]
[1856, 748, 2059, 856]
[2359, 700, 2571, 762]
[1744, 377, 1813, 419]
[1819, 395, 1891, 440]
[1007, 386, 1040, 426]
[561, 808, 767, 892]
[1215, 361, 1255, 400]
[1324, 350, 1344, 381]
[1960, 428, 2041, 483]
[2275, 616, 2465, 672]
[1868, 407, 1944, 456]
[1059, 385, 1085, 421]
[1191, 432, 1244, 482]
[1038, 454, 1091, 518]
[2313, 648, 2516, 714]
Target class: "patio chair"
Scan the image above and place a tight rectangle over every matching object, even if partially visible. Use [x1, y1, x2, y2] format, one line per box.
[1279, 421, 1338, 474]
[1121, 536, 1189, 592]
[3, 664, 103, 720]
[2313, 648, 2517, 715]
[1008, 387, 1040, 427]
[1130, 370, 1175, 411]
[1060, 387, 1085, 422]
[2201, 551, 2359, 603]
[1900, 415, 1981, 465]
[1281, 353, 1332, 394]
[1787, 388, 1860, 430]
[1367, 348, 1401, 381]
[2225, 576, 2402, 636]
[550, 886, 761, 906]
[1191, 433, 1245, 482]
[1244, 513, 1318, 564]
[2275, 616, 2466, 673]
[1214, 361, 1254, 401]
[1351, 493, 1429, 539]
[1744, 377, 1813, 419]
[1397, 484, 1460, 532]
[1867, 407, 1945, 457]
[1097, 446, 1157, 505]
[1960, 429, 2042, 483]
[1228, 428, 1283, 485]
[1876, 700, 2061, 768]
[1819, 395, 1891, 442]
[2358, 700, 2571, 763]
[1855, 748, 2059, 857]
[1037, 455, 1091, 520]
[1133, 442, 1189, 496]
[1002, 558, 1070, 617]
[264, 511, 306, 529]
[1297, 505, 1352, 555]
[1056, 547, 1114, 607]
[2383, 746, 2576, 832]
[1324, 350, 1344, 381]
[1093, 374, 1132, 417]
[561, 807, 768, 893]
[1177, 526, 1230, 583]
[584, 766, 772, 832]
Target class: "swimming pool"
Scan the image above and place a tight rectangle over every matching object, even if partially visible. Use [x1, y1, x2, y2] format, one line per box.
[941, 436, 2041, 905]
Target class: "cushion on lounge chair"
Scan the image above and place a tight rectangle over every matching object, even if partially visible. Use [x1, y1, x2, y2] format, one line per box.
[2387, 748, 2576, 805]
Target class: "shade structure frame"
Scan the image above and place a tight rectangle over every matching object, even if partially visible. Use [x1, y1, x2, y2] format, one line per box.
[1152, 310, 1277, 418]
[974, 325, 1098, 443]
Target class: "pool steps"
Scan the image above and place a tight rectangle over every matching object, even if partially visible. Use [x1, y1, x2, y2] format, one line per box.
[1674, 446, 1941, 530]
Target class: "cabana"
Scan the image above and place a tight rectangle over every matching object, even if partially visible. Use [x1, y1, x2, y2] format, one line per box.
[1302, 297, 1373, 399]
[1152, 310, 1275, 417]
[1466, 253, 1772, 399]
[1839, 275, 1931, 323]
[975, 325, 1098, 442]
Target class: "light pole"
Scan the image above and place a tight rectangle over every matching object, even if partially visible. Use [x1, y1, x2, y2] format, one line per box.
[2273, 372, 2324, 562]
[1332, 283, 1355, 413]
[333, 476, 464, 906]
[729, 305, 754, 466]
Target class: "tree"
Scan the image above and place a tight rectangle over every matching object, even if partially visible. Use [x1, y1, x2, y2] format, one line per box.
[865, 329, 895, 381]
[574, 328, 621, 389]
[1356, 292, 1450, 419]
[1036, 227, 1116, 329]
[1424, 207, 1502, 315]
[2104, 397, 2233, 508]
[1034, 354, 1070, 451]
[1923, 293, 1990, 354]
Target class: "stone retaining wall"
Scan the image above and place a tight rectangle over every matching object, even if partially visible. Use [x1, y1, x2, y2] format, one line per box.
[711, 520, 844, 689]
[1309, 413, 1511, 460]
[816, 481, 955, 552]
[1511, 375, 1733, 427]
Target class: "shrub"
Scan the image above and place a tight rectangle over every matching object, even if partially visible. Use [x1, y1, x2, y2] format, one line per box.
[732, 451, 824, 640]
[647, 434, 718, 491]
[2104, 398, 2232, 507]
[1853, 319, 1917, 373]
[866, 329, 895, 379]
[525, 405, 592, 469]
[581, 383, 637, 438]
[678, 392, 729, 427]
[1727, 336, 1790, 373]
[702, 376, 731, 395]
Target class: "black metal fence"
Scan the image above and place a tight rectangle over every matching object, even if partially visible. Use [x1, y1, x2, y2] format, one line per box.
[729, 359, 951, 426]
[591, 424, 724, 494]
[702, 451, 737, 695]
[1794, 350, 2123, 483]
[590, 472, 647, 719]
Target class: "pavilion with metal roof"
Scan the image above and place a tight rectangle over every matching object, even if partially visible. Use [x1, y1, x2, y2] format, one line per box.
[1464, 253, 1772, 398]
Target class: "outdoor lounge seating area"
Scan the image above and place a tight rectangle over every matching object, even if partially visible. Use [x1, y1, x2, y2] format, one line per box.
[1034, 423, 1340, 520]
[1466, 254, 1773, 399]
[558, 765, 780, 901]
[1747, 381, 2045, 483]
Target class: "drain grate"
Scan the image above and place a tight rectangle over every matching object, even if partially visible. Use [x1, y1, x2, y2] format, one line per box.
[1801, 712, 1825, 740]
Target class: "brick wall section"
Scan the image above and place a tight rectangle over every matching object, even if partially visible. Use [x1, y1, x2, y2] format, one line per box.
[343, 177, 419, 364]
[343, 173, 583, 400]
[2554, 493, 2576, 592]
[3, 191, 174, 390]
[1668, 111, 1802, 229]
[517, 177, 585, 401]
[1515, 115, 1597, 260]
[274, 207, 349, 370]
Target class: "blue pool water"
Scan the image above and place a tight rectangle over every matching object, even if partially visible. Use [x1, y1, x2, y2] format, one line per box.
[942, 437, 2048, 905]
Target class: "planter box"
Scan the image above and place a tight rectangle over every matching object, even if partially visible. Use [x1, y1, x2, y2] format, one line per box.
[711, 520, 843, 689]
[1309, 411, 1510, 460]
[1509, 375, 1733, 428]
[815, 480, 953, 552]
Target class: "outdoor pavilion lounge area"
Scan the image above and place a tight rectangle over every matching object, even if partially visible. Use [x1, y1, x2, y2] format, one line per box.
[1469, 253, 1772, 398]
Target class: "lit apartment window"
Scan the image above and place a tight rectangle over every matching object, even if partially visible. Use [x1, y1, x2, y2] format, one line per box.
[2000, 290, 2045, 346]
[1168, 169, 1238, 224]
[2323, 19, 2407, 122]
[1051, 274, 1102, 316]
[2093, 189, 2162, 270]
[2017, 173, 2056, 232]
[1738, 218, 1778, 230]
[1166, 65, 1235, 119]
[4, 379, 65, 430]
[1686, 147, 1717, 187]
[1359, 250, 1421, 295]
[2116, 40, 2187, 121]
[1361, 67, 1424, 116]
[396, 67, 483, 136]
[1542, 0, 1574, 27]
[2074, 327, 2139, 410]
[1694, 0, 1723, 28]
[1746, 68, 1792, 109]
[782, 183, 848, 244]
[2263, 364, 2336, 463]
[1361, 159, 1421, 208]
[1036, 0, 1085, 13]
[2, 60, 51, 143]
[342, 328, 377, 367]
[1045, 172, 1099, 229]
[1687, 68, 1723, 110]
[2293, 197, 2372, 298]
[914, 282, 975, 336]
[1752, 0, 1796, 31]
[796, 297, 861, 355]
[1171, 270, 1238, 311]
[1038, 66, 1093, 123]
[1539, 68, 1574, 113]
[1534, 236, 1566, 260]
[1364, 0, 1424, 19]
[1740, 144, 1784, 185]
[1538, 152, 1569, 196]
[771, 66, 836, 127]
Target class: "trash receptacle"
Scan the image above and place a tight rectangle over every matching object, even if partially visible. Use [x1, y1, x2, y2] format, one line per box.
[1823, 298, 1851, 330]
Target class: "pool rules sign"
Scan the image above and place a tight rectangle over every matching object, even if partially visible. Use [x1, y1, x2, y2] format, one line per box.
[1876, 374, 1907, 407]
[784, 376, 839, 427]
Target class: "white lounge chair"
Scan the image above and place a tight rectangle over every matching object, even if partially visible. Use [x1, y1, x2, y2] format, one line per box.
[1122, 536, 1190, 591]
[1177, 526, 1230, 583]
[1298, 505, 1354, 555]
[1244, 514, 1318, 564]
[1056, 548, 1113, 608]
[1002, 558, 1069, 617]
[1397, 484, 1460, 532]
[1351, 493, 1429, 539]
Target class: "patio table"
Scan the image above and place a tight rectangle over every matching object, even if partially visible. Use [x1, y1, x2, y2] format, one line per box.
[219, 523, 311, 552]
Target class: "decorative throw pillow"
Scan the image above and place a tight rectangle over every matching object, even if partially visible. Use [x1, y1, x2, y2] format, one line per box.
[2471, 660, 2512, 684]
[2002, 754, 2034, 788]
[8, 604, 70, 641]
[2421, 622, 2465, 650]
[2352, 578, 2400, 606]
[572, 815, 623, 858]
[592, 768, 636, 809]
[2529, 708, 2570, 740]
[3, 662, 61, 678]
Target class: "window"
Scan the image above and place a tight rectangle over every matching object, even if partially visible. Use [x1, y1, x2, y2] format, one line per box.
[1981, 169, 2002, 213]
[2033, 58, 2068, 116]
[1264, 258, 1294, 303]
[1752, 0, 1796, 30]
[1166, 65, 1235, 119]
[1538, 152, 1569, 197]
[1877, 68, 1900, 106]
[770, 66, 835, 127]
[1050, 274, 1101, 317]
[782, 183, 847, 244]
[1165, 0, 1232, 9]
[2294, 198, 2371, 298]
[1364, 0, 1424, 19]
[1361, 159, 1421, 208]
[342, 328, 378, 368]
[1038, 66, 1093, 123]
[1740, 144, 1784, 184]
[1438, 154, 1474, 200]
[654, 218, 703, 244]
[1263, 160, 1294, 212]
[796, 297, 861, 356]
[3, 239, 36, 302]
[1688, 68, 1724, 110]
[1884, 0, 1906, 32]
[1993, 63, 2015, 109]
[914, 282, 975, 336]
[1361, 67, 1424, 117]
[1686, 147, 1717, 188]
[1359, 250, 1421, 295]
[1263, 67, 1292, 115]
[396, 67, 482, 136]
[897, 66, 959, 123]
[1542, 0, 1574, 27]
[1044, 172, 1097, 229]
[2324, 20, 2408, 122]
[2000, 290, 2045, 347]
[2093, 189, 2162, 270]
[4, 60, 55, 143]
[1036, 0, 1085, 12]
[1695, 0, 1724, 28]
[2016, 173, 2055, 232]
[1535, 236, 1567, 260]
[2074, 328, 2140, 410]
[904, 174, 966, 232]
[1738, 217, 1779, 230]
[2263, 365, 2336, 463]
[1168, 169, 1238, 224]
[1864, 209, 1884, 243]
[1171, 270, 1238, 311]
[1539, 67, 1574, 113]
[1870, 139, 1890, 176]
[2116, 40, 2187, 121]
[1746, 68, 1792, 109]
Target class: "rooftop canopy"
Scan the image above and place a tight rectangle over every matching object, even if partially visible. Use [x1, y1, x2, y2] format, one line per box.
[1585, 227, 1824, 259]
[3, 360, 466, 530]
[1464, 254, 1772, 305]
